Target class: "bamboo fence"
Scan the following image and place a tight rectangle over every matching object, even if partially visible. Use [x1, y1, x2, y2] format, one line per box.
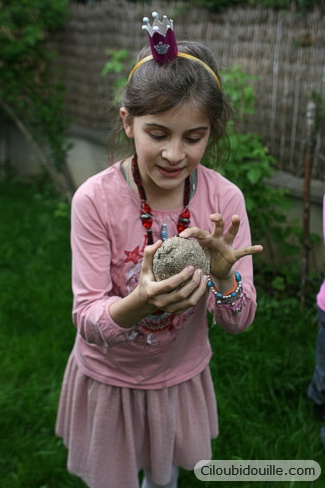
[50, 1, 325, 180]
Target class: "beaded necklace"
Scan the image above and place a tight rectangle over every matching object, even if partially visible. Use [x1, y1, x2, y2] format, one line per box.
[131, 153, 191, 244]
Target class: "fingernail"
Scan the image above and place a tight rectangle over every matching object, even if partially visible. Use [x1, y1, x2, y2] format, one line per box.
[187, 266, 194, 273]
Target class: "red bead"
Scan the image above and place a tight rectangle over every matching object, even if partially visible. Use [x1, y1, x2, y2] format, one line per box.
[179, 208, 190, 220]
[177, 222, 186, 233]
[142, 202, 151, 214]
[143, 217, 153, 230]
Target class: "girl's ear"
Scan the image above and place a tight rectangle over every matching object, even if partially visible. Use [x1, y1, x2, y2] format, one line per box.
[120, 107, 134, 138]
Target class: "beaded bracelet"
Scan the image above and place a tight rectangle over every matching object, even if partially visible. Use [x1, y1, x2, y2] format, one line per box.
[207, 271, 245, 314]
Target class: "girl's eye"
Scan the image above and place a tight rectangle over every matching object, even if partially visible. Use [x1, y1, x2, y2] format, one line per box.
[185, 137, 201, 143]
[149, 133, 166, 140]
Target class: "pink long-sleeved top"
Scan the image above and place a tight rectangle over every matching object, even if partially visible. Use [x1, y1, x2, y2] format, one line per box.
[70, 161, 257, 389]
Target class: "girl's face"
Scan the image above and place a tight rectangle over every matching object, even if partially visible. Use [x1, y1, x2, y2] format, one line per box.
[120, 101, 210, 196]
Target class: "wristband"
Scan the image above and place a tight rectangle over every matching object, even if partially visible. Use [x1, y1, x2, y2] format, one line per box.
[207, 271, 245, 314]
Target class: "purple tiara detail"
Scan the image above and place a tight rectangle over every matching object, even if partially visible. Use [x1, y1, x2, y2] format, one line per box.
[142, 12, 178, 63]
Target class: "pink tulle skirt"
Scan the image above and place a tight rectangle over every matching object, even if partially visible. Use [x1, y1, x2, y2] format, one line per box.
[55, 354, 218, 488]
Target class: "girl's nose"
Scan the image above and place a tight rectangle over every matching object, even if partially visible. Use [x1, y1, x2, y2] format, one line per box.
[162, 140, 185, 165]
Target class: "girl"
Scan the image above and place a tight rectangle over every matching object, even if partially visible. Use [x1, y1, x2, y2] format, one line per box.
[56, 12, 263, 488]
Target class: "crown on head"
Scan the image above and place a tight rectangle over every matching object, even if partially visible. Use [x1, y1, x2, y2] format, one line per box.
[128, 11, 222, 91]
[142, 12, 178, 62]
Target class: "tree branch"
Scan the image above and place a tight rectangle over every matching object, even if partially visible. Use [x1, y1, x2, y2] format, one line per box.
[0, 98, 74, 200]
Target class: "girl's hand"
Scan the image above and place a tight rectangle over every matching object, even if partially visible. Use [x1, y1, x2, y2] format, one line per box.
[179, 213, 263, 282]
[136, 240, 208, 315]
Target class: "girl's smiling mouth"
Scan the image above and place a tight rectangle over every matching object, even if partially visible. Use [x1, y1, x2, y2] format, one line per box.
[156, 166, 185, 177]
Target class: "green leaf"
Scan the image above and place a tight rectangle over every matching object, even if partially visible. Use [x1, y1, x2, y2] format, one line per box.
[247, 168, 262, 185]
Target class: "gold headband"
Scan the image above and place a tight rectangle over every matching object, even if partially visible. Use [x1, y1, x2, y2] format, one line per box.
[128, 52, 222, 92]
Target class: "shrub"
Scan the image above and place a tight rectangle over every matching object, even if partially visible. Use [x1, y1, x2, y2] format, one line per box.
[203, 66, 303, 292]
[0, 0, 73, 195]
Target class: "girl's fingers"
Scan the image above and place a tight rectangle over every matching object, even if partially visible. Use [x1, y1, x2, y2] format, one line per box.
[179, 226, 210, 240]
[211, 213, 240, 245]
[209, 213, 225, 239]
[141, 240, 162, 274]
[149, 267, 206, 310]
[159, 270, 208, 314]
[227, 214, 240, 239]
[153, 265, 196, 294]
[234, 244, 264, 260]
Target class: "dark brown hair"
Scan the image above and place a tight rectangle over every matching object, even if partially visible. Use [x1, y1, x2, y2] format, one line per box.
[122, 41, 232, 146]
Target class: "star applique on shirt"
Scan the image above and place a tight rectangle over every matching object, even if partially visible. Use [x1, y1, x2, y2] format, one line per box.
[123, 246, 143, 264]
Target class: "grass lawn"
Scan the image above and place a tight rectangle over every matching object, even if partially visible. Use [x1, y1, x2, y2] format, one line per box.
[0, 179, 324, 487]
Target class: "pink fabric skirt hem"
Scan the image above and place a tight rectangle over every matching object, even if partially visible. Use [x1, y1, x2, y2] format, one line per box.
[55, 354, 218, 488]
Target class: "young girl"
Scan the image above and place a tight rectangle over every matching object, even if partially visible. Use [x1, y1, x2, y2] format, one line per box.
[56, 12, 263, 488]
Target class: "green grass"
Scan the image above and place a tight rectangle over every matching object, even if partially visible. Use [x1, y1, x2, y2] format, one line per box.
[0, 179, 324, 487]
